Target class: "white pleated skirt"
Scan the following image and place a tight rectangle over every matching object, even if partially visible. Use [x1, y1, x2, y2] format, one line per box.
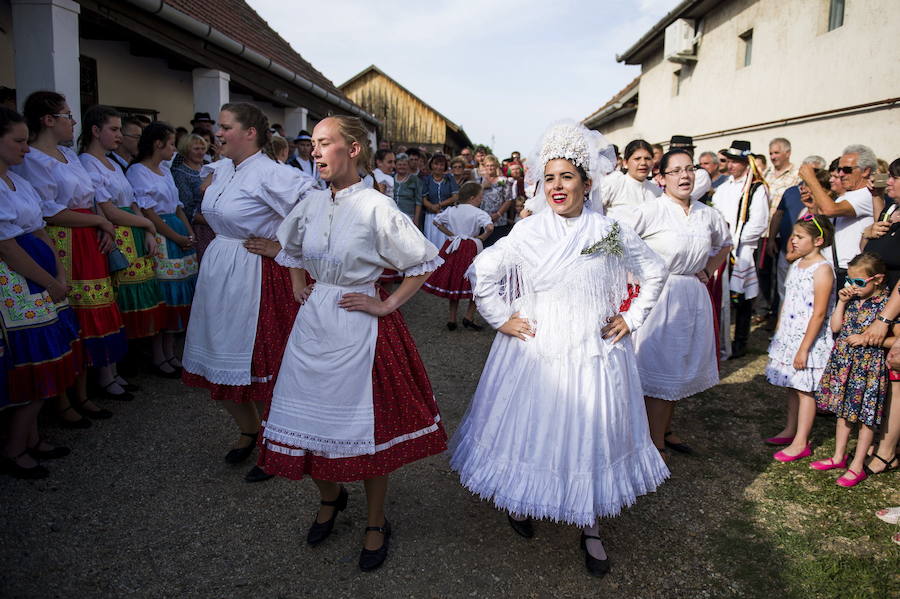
[450, 334, 669, 527]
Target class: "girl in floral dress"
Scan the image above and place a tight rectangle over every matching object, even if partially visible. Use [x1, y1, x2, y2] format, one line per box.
[813, 253, 893, 487]
[764, 215, 835, 462]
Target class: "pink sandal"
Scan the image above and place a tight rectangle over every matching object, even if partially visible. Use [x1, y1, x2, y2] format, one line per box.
[810, 456, 848, 471]
[764, 436, 794, 446]
[773, 444, 811, 463]
[836, 468, 867, 487]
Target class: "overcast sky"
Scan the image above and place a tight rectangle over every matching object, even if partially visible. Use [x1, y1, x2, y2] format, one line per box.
[247, 0, 681, 158]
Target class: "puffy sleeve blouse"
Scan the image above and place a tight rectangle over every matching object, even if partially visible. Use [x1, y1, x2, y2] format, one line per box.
[11, 146, 96, 217]
[201, 151, 314, 239]
[126, 163, 181, 214]
[79, 153, 136, 208]
[0, 172, 49, 240]
[277, 182, 441, 284]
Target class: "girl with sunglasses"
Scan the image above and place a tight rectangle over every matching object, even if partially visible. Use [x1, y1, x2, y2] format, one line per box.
[765, 214, 835, 462]
[813, 253, 895, 486]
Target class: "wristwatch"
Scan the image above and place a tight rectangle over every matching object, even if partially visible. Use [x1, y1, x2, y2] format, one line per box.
[876, 314, 896, 325]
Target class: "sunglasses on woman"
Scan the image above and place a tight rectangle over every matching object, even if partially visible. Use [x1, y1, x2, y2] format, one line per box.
[844, 275, 876, 288]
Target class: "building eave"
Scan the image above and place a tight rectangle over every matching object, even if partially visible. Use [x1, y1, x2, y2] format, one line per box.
[616, 0, 717, 65]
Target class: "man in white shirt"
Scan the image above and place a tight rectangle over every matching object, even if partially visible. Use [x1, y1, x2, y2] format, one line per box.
[288, 131, 324, 189]
[712, 140, 770, 359]
[799, 143, 876, 289]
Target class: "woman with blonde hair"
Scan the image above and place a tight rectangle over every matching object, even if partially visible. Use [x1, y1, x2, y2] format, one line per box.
[258, 115, 447, 571]
[172, 133, 213, 261]
[478, 154, 515, 246]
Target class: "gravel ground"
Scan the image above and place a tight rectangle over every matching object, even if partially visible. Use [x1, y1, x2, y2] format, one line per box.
[0, 291, 894, 598]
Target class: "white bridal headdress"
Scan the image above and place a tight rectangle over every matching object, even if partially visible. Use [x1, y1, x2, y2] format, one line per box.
[524, 120, 617, 213]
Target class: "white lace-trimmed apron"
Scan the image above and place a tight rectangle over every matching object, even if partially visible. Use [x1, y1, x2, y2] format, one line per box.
[182, 235, 262, 384]
[262, 281, 380, 457]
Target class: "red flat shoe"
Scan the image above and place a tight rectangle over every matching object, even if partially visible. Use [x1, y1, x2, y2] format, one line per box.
[836, 468, 867, 488]
[810, 455, 847, 471]
[773, 444, 811, 463]
[764, 436, 794, 446]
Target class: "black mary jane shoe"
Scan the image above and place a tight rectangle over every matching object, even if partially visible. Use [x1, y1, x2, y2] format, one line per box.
[224, 432, 258, 465]
[507, 514, 534, 539]
[57, 406, 92, 429]
[97, 381, 134, 402]
[462, 318, 483, 331]
[151, 360, 181, 379]
[580, 533, 611, 578]
[307, 485, 349, 546]
[1, 451, 50, 480]
[359, 519, 391, 572]
[244, 465, 274, 483]
[27, 441, 70, 461]
[663, 431, 695, 456]
[74, 399, 113, 420]
[446, 322, 458, 331]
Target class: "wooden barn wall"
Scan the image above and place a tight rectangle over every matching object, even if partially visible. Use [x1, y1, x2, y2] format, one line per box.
[343, 72, 446, 146]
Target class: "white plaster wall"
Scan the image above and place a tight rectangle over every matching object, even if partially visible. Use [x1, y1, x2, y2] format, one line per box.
[629, 0, 899, 159]
[79, 38, 194, 127]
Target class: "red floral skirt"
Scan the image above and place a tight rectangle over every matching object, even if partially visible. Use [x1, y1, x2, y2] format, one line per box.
[706, 261, 728, 366]
[422, 239, 478, 300]
[46, 216, 127, 367]
[182, 257, 298, 403]
[257, 288, 448, 481]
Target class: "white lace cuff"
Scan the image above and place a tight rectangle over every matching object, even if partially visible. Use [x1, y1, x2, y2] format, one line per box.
[403, 255, 444, 277]
[275, 249, 303, 269]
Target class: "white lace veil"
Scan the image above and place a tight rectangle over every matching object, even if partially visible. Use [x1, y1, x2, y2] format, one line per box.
[523, 120, 617, 215]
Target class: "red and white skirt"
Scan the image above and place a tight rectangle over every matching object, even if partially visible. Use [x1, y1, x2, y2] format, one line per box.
[257, 287, 448, 481]
[182, 256, 298, 403]
[378, 269, 403, 283]
[422, 238, 479, 300]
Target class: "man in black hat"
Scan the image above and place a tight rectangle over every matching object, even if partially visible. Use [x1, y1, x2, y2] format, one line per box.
[288, 130, 324, 189]
[669, 135, 711, 203]
[711, 140, 770, 359]
[190, 112, 216, 133]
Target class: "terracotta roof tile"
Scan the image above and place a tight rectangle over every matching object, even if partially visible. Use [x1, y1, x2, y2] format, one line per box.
[164, 0, 346, 99]
[583, 75, 640, 123]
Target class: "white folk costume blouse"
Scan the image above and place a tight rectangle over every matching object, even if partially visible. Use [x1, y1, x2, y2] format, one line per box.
[711, 174, 769, 298]
[264, 181, 442, 458]
[451, 207, 669, 525]
[126, 164, 181, 214]
[182, 152, 313, 385]
[12, 146, 96, 217]
[433, 203, 492, 253]
[602, 170, 661, 225]
[79, 154, 135, 208]
[630, 195, 732, 400]
[0, 172, 46, 239]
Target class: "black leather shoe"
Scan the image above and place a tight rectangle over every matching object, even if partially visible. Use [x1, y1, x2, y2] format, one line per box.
[151, 361, 181, 379]
[27, 442, 70, 461]
[75, 400, 113, 420]
[507, 515, 534, 539]
[307, 485, 348, 546]
[244, 465, 274, 483]
[57, 406, 92, 429]
[359, 519, 391, 572]
[664, 431, 695, 455]
[729, 343, 747, 359]
[580, 533, 611, 578]
[97, 381, 135, 401]
[225, 432, 258, 464]
[446, 322, 457, 331]
[462, 318, 483, 331]
[1, 452, 49, 480]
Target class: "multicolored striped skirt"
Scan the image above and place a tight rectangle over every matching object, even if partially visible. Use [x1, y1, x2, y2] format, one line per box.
[154, 213, 198, 332]
[0, 232, 82, 407]
[112, 208, 164, 338]
[46, 210, 127, 367]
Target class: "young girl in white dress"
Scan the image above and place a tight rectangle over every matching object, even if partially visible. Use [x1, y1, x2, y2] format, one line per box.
[451, 122, 669, 577]
[422, 181, 493, 330]
[764, 215, 835, 462]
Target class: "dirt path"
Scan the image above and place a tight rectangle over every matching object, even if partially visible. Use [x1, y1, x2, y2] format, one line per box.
[1, 291, 896, 598]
